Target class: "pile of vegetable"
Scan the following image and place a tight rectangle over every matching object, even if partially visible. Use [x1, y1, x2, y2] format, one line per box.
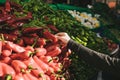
[0, 0, 72, 80]
[68, 10, 100, 29]
[0, 0, 117, 80]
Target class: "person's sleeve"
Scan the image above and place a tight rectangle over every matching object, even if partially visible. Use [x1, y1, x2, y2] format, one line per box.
[67, 39, 120, 73]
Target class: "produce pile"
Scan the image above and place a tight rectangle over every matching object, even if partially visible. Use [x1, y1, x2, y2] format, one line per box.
[0, 0, 71, 80]
[0, 0, 118, 80]
[68, 10, 100, 29]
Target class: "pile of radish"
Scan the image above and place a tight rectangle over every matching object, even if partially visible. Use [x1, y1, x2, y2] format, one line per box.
[0, 0, 71, 80]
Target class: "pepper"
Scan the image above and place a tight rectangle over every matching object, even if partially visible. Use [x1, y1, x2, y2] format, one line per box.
[26, 33, 39, 37]
[36, 38, 46, 47]
[10, 22, 24, 28]
[0, 57, 11, 64]
[24, 72, 38, 80]
[14, 73, 25, 80]
[27, 12, 32, 19]
[5, 41, 25, 53]
[16, 39, 24, 46]
[58, 46, 71, 61]
[62, 58, 71, 70]
[39, 56, 53, 63]
[2, 33, 18, 42]
[33, 56, 54, 73]
[0, 7, 7, 15]
[22, 27, 43, 34]
[22, 36, 36, 45]
[23, 57, 44, 77]
[45, 43, 58, 52]
[0, 63, 3, 76]
[5, 0, 11, 12]
[0, 41, 2, 55]
[2, 49, 12, 57]
[10, 1, 23, 11]
[10, 29, 21, 36]
[11, 60, 27, 73]
[50, 74, 57, 80]
[25, 45, 34, 52]
[0, 62, 16, 79]
[46, 46, 61, 57]
[45, 75, 50, 80]
[48, 62, 61, 72]
[47, 24, 59, 32]
[35, 48, 47, 57]
[7, 13, 32, 25]
[0, 15, 12, 23]
[43, 30, 58, 43]
[10, 50, 33, 60]
[23, 73, 31, 80]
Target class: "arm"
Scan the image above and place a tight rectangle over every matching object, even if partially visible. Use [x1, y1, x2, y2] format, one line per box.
[56, 32, 120, 75]
[68, 39, 120, 73]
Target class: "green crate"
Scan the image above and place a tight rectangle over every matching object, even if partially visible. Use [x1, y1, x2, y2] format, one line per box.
[0, 0, 6, 4]
[49, 3, 92, 13]
[0, 0, 29, 4]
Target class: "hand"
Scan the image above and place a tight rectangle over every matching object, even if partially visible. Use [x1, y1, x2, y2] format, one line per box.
[55, 32, 71, 45]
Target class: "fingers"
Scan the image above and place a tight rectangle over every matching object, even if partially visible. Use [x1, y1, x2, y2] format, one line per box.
[55, 32, 67, 36]
[55, 32, 70, 45]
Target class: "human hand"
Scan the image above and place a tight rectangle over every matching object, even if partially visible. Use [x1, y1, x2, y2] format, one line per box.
[55, 32, 71, 46]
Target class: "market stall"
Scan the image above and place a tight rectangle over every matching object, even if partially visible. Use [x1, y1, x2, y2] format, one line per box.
[0, 0, 120, 80]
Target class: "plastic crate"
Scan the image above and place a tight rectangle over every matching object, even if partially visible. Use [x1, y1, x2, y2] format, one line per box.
[0, 0, 6, 4]
[49, 3, 92, 13]
[0, 0, 29, 4]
